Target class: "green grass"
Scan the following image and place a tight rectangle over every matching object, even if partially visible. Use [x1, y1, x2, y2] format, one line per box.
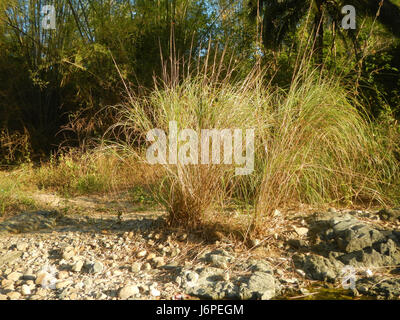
[0, 166, 37, 217]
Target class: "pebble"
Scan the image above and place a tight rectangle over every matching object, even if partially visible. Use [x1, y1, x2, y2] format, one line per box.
[143, 263, 152, 271]
[137, 250, 147, 258]
[152, 257, 165, 268]
[119, 285, 139, 299]
[131, 262, 141, 273]
[1, 279, 14, 289]
[57, 271, 69, 279]
[17, 243, 29, 251]
[113, 270, 123, 276]
[7, 271, 22, 281]
[56, 280, 73, 289]
[295, 269, 306, 277]
[293, 227, 309, 237]
[21, 284, 31, 295]
[7, 291, 21, 300]
[150, 287, 160, 297]
[62, 247, 75, 260]
[147, 253, 156, 260]
[89, 261, 104, 274]
[6, 208, 390, 301]
[22, 274, 36, 281]
[72, 260, 84, 272]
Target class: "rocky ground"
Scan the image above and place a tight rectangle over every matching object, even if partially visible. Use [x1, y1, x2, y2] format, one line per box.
[0, 194, 400, 300]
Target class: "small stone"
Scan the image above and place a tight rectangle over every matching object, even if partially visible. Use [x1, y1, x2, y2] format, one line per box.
[152, 257, 165, 268]
[88, 261, 104, 274]
[150, 287, 160, 297]
[162, 247, 170, 253]
[143, 262, 151, 271]
[83, 279, 93, 288]
[26, 280, 34, 286]
[137, 250, 147, 258]
[119, 285, 139, 299]
[72, 260, 84, 272]
[7, 271, 22, 281]
[56, 280, 73, 289]
[0, 251, 22, 267]
[7, 291, 21, 300]
[21, 284, 31, 296]
[293, 227, 309, 237]
[70, 292, 78, 300]
[57, 271, 69, 279]
[62, 247, 75, 260]
[16, 243, 29, 251]
[36, 287, 48, 296]
[0, 294, 7, 300]
[328, 208, 337, 213]
[146, 253, 156, 260]
[22, 274, 36, 281]
[1, 279, 14, 289]
[295, 269, 306, 277]
[131, 262, 141, 273]
[113, 270, 123, 276]
[96, 293, 107, 299]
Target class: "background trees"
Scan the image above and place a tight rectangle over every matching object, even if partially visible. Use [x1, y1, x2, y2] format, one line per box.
[0, 0, 399, 163]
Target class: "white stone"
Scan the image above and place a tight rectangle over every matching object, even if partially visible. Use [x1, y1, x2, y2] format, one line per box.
[294, 226, 309, 236]
[21, 284, 31, 296]
[136, 250, 147, 258]
[119, 285, 139, 299]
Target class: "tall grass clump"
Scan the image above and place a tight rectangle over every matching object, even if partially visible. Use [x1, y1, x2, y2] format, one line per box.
[108, 53, 399, 235]
[108, 60, 265, 229]
[253, 68, 400, 231]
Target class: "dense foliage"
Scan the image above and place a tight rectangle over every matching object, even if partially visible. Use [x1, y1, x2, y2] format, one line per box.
[0, 0, 399, 163]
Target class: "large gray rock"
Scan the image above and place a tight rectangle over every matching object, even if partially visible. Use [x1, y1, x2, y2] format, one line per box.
[306, 211, 400, 270]
[239, 271, 276, 300]
[0, 210, 62, 234]
[293, 254, 344, 282]
[288, 210, 400, 286]
[357, 277, 400, 299]
[177, 262, 277, 300]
